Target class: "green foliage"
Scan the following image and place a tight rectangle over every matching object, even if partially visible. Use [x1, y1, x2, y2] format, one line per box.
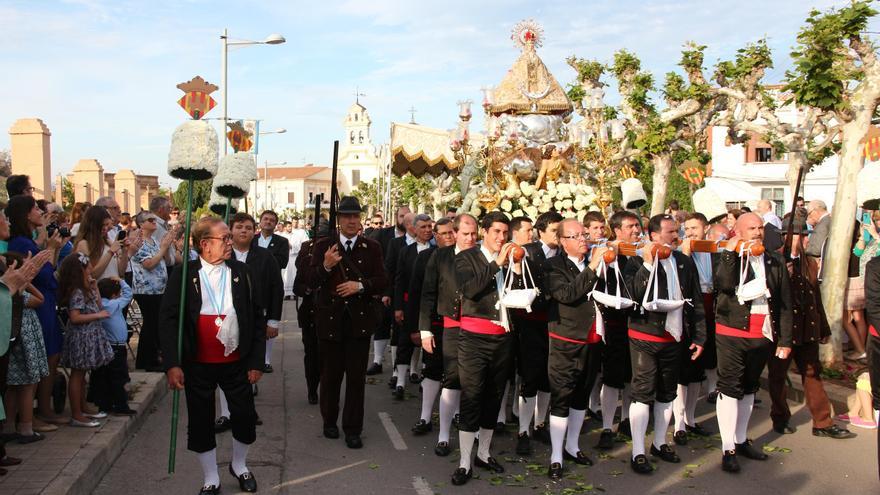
[629, 72, 656, 111]
[679, 42, 707, 72]
[393, 175, 433, 210]
[566, 83, 587, 104]
[603, 106, 619, 121]
[173, 179, 213, 212]
[663, 72, 688, 102]
[611, 49, 641, 78]
[62, 177, 75, 209]
[785, 1, 877, 111]
[633, 117, 677, 155]
[715, 39, 774, 83]
[351, 178, 384, 213]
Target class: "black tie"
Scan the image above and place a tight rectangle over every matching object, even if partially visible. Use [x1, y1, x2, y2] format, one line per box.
[345, 240, 353, 252]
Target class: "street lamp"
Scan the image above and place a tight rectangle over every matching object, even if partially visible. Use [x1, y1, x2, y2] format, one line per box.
[220, 29, 286, 155]
[260, 161, 287, 211]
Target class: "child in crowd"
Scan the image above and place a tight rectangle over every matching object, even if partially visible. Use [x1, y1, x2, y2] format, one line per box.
[58, 254, 114, 427]
[837, 372, 877, 429]
[90, 277, 136, 416]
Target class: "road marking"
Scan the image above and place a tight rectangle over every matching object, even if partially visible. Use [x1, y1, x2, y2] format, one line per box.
[378, 411, 408, 450]
[273, 460, 367, 489]
[412, 476, 433, 495]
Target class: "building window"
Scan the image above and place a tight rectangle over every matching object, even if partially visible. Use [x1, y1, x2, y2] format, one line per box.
[350, 131, 355, 144]
[761, 188, 785, 216]
[755, 147, 773, 162]
[359, 131, 364, 144]
[287, 192, 295, 204]
[352, 170, 361, 186]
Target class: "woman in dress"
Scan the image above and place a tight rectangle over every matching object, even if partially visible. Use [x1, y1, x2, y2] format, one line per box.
[73, 206, 130, 281]
[6, 195, 65, 426]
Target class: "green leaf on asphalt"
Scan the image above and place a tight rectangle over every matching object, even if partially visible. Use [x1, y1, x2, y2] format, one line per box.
[368, 463, 379, 469]
[609, 469, 623, 477]
[685, 463, 701, 468]
[489, 476, 504, 486]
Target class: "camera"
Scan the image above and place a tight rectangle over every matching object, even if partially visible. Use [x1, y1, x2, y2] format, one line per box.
[46, 223, 71, 238]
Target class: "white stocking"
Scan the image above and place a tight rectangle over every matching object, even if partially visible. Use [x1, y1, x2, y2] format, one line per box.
[197, 449, 220, 487]
[535, 391, 551, 427]
[600, 385, 619, 430]
[652, 401, 673, 449]
[735, 393, 755, 444]
[629, 401, 650, 459]
[716, 393, 738, 451]
[549, 415, 567, 464]
[477, 427, 494, 462]
[458, 431, 475, 470]
[438, 388, 460, 443]
[420, 378, 441, 422]
[518, 396, 537, 434]
[565, 408, 586, 456]
[673, 384, 688, 432]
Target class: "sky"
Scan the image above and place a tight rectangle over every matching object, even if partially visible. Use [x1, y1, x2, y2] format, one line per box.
[0, 0, 870, 189]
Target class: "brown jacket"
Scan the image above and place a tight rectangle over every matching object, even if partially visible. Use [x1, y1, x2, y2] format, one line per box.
[789, 255, 830, 346]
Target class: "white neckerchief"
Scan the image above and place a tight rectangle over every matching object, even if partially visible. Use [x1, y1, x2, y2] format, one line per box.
[693, 251, 713, 293]
[198, 257, 238, 355]
[481, 245, 509, 331]
[541, 241, 557, 259]
[659, 256, 684, 340]
[747, 254, 773, 340]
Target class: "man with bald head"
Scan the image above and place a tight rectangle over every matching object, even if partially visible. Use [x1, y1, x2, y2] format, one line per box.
[755, 199, 782, 230]
[713, 212, 792, 473]
[805, 200, 831, 281]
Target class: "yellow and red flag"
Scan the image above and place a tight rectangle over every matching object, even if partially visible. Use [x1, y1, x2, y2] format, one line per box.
[175, 76, 219, 120]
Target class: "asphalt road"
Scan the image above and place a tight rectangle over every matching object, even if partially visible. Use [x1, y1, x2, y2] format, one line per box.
[96, 301, 878, 494]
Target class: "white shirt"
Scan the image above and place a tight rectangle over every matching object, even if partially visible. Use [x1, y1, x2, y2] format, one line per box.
[762, 212, 783, 230]
[480, 245, 510, 331]
[257, 233, 273, 249]
[198, 258, 234, 316]
[568, 255, 586, 272]
[541, 241, 557, 259]
[233, 248, 280, 329]
[289, 228, 310, 256]
[405, 233, 416, 246]
[416, 241, 430, 253]
[340, 233, 359, 252]
[693, 251, 713, 293]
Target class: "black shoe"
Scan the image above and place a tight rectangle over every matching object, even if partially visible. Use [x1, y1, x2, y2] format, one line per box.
[198, 484, 220, 495]
[735, 439, 768, 460]
[686, 423, 711, 437]
[214, 416, 231, 433]
[255, 414, 263, 426]
[366, 363, 383, 375]
[588, 409, 603, 421]
[754, 397, 762, 405]
[548, 462, 564, 480]
[722, 450, 741, 473]
[707, 391, 719, 404]
[323, 425, 340, 439]
[435, 441, 452, 456]
[474, 456, 505, 473]
[388, 376, 397, 389]
[597, 429, 615, 450]
[263, 364, 274, 374]
[533, 423, 550, 444]
[345, 434, 363, 449]
[563, 450, 594, 466]
[630, 454, 653, 474]
[393, 386, 405, 400]
[650, 444, 681, 463]
[773, 422, 797, 434]
[617, 418, 632, 439]
[812, 424, 856, 439]
[229, 464, 257, 493]
[252, 384, 258, 397]
[412, 419, 433, 435]
[410, 373, 421, 384]
[451, 467, 472, 486]
[516, 432, 532, 455]
[494, 421, 508, 434]
[308, 392, 318, 405]
[673, 430, 688, 446]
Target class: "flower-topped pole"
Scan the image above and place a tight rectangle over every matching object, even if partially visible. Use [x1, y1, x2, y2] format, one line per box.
[213, 127, 257, 221]
[167, 76, 220, 473]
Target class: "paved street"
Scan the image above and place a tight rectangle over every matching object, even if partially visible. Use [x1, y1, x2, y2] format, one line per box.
[96, 301, 877, 494]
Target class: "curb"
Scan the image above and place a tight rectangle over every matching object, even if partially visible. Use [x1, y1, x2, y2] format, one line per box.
[41, 371, 168, 495]
[759, 368, 851, 416]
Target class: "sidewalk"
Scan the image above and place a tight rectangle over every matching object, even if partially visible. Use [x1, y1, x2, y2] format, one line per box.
[0, 371, 167, 495]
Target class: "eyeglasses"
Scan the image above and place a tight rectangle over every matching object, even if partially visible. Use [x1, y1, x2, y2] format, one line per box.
[561, 233, 589, 241]
[205, 235, 233, 242]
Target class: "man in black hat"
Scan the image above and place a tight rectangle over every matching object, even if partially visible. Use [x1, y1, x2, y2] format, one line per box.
[309, 196, 388, 449]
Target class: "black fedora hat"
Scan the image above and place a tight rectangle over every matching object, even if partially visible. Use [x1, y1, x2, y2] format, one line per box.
[337, 196, 364, 214]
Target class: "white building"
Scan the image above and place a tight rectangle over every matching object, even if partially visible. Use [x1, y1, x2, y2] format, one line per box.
[337, 100, 381, 194]
[246, 165, 332, 214]
[703, 86, 839, 216]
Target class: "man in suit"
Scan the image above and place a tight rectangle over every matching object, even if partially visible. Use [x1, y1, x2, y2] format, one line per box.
[293, 219, 330, 405]
[391, 213, 434, 399]
[419, 214, 478, 457]
[213, 213, 283, 432]
[513, 211, 561, 455]
[451, 211, 522, 486]
[805, 200, 831, 281]
[378, 211, 416, 387]
[544, 219, 609, 479]
[160, 217, 265, 494]
[253, 210, 290, 270]
[366, 206, 412, 377]
[406, 218, 453, 434]
[597, 211, 641, 448]
[624, 214, 706, 474]
[713, 212, 792, 473]
[309, 196, 388, 449]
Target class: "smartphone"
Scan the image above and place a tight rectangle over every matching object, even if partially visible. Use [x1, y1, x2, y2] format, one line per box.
[117, 230, 127, 242]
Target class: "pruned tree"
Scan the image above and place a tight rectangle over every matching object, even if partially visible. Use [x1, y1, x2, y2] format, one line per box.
[781, 0, 880, 363]
[0, 149, 11, 177]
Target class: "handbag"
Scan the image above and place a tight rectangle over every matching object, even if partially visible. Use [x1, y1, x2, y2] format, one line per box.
[500, 253, 539, 312]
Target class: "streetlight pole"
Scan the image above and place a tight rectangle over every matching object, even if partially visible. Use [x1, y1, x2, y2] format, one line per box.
[219, 29, 286, 156]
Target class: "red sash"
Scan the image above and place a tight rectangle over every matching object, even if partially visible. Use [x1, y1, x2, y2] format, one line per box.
[628, 328, 676, 343]
[195, 314, 240, 363]
[550, 320, 600, 345]
[870, 325, 879, 338]
[716, 314, 767, 339]
[460, 316, 506, 335]
[443, 316, 460, 329]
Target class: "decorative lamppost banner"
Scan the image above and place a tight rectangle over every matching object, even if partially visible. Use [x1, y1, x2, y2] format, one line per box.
[227, 120, 254, 152]
[176, 76, 218, 120]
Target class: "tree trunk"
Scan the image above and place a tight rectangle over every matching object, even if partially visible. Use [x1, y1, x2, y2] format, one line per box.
[786, 152, 807, 200]
[819, 121, 865, 364]
[650, 154, 673, 216]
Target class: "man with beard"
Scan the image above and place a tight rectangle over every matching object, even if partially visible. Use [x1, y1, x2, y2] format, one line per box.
[392, 214, 434, 400]
[419, 214, 478, 457]
[597, 211, 641, 449]
[624, 214, 706, 474]
[513, 211, 561, 454]
[406, 218, 454, 435]
[451, 211, 521, 486]
[544, 219, 609, 479]
[714, 212, 792, 473]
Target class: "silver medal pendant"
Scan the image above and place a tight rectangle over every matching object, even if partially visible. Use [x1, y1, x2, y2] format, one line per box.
[215, 316, 223, 327]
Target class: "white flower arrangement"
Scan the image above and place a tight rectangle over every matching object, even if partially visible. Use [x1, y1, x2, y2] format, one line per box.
[168, 120, 219, 180]
[461, 178, 598, 222]
[500, 199, 513, 211]
[208, 190, 238, 216]
[213, 152, 256, 199]
[511, 209, 524, 218]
